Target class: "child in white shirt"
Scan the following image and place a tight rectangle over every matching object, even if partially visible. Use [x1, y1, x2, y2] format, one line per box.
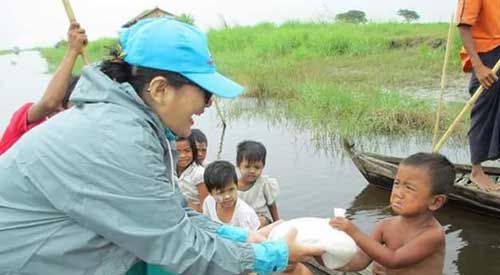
[236, 140, 280, 226]
[176, 134, 207, 212]
[203, 160, 260, 230]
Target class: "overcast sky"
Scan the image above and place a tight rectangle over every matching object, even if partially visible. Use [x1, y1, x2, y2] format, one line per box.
[1, 0, 457, 49]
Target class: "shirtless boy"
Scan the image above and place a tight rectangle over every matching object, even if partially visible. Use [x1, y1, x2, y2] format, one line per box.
[330, 152, 455, 275]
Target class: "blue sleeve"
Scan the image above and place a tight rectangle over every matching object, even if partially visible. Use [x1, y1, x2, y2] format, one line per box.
[251, 240, 288, 274]
[217, 226, 288, 274]
[216, 225, 248, 242]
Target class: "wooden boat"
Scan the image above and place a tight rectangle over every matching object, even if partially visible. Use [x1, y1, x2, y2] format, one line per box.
[343, 139, 500, 218]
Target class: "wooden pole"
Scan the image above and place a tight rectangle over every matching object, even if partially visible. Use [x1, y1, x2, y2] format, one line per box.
[61, 0, 90, 65]
[433, 59, 500, 152]
[213, 97, 227, 130]
[431, 14, 454, 149]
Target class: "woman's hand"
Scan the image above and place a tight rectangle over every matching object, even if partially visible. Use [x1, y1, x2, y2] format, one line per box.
[284, 228, 324, 263]
[248, 220, 285, 243]
[247, 231, 266, 243]
[258, 219, 284, 238]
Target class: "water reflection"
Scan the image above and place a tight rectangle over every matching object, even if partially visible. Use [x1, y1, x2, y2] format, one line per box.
[210, 99, 500, 275]
[0, 51, 50, 133]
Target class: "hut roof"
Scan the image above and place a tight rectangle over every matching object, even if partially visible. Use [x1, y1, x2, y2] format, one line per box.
[122, 7, 176, 28]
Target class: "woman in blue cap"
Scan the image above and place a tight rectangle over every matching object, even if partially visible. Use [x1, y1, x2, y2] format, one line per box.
[0, 17, 322, 275]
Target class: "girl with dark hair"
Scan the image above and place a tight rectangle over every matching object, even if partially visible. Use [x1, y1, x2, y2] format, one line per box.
[176, 134, 208, 212]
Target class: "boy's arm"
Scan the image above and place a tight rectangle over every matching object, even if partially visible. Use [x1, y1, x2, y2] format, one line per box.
[28, 22, 87, 123]
[268, 202, 279, 221]
[331, 218, 444, 269]
[335, 220, 384, 272]
[458, 25, 498, 89]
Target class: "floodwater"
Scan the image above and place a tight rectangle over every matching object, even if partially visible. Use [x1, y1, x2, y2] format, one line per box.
[1, 51, 500, 275]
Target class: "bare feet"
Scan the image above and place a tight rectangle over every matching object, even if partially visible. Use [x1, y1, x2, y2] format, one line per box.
[471, 165, 499, 192]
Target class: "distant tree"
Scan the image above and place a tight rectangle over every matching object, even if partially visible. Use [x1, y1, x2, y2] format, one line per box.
[335, 10, 367, 24]
[397, 9, 420, 23]
[177, 13, 195, 25]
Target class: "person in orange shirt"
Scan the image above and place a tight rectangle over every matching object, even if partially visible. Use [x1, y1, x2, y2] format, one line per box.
[456, 0, 500, 191]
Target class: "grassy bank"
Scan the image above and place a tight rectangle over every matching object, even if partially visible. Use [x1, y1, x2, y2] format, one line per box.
[0, 49, 13, 55]
[39, 22, 469, 138]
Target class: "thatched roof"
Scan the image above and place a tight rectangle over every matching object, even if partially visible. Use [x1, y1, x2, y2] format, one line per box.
[122, 7, 176, 28]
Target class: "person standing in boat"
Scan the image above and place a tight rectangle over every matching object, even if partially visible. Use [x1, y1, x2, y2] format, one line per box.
[0, 22, 85, 155]
[0, 18, 322, 275]
[456, 0, 500, 191]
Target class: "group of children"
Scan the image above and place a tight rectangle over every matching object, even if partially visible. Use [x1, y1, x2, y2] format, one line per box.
[175, 131, 280, 231]
[181, 126, 456, 275]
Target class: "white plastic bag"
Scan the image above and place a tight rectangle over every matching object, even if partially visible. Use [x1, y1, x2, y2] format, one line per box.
[268, 217, 358, 269]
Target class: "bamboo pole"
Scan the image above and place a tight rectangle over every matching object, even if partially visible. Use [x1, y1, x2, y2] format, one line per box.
[213, 98, 227, 129]
[432, 59, 500, 152]
[431, 14, 454, 149]
[61, 0, 90, 65]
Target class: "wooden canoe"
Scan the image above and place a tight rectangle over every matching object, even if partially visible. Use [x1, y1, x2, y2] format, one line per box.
[342, 139, 500, 218]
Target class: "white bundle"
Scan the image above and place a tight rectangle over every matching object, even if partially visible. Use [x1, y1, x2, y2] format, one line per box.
[268, 217, 358, 269]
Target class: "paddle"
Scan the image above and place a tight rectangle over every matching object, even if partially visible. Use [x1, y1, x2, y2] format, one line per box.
[61, 0, 90, 65]
[432, 58, 500, 152]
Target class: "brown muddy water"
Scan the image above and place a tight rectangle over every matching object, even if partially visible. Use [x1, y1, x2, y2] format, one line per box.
[2, 51, 500, 275]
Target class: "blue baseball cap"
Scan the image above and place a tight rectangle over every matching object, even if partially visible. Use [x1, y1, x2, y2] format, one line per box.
[119, 17, 243, 98]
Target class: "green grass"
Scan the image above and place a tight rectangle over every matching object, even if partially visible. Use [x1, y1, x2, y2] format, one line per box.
[39, 38, 118, 73]
[38, 22, 470, 138]
[0, 49, 13, 55]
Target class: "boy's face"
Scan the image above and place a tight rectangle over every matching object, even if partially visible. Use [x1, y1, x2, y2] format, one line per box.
[211, 182, 238, 209]
[196, 141, 207, 162]
[176, 140, 193, 170]
[391, 165, 443, 216]
[237, 159, 264, 183]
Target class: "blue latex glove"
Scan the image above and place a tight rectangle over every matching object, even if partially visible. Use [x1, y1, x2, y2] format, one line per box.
[216, 225, 248, 242]
[216, 225, 288, 274]
[251, 240, 288, 274]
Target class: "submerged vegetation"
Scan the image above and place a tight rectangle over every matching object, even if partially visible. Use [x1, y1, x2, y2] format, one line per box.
[39, 21, 470, 138]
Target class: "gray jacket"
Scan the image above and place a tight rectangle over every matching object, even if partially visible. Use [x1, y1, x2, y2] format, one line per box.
[0, 66, 255, 275]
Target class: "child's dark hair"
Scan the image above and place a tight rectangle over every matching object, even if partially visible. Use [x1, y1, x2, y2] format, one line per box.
[236, 140, 267, 166]
[204, 160, 238, 193]
[176, 133, 200, 165]
[62, 75, 80, 109]
[191, 128, 207, 144]
[400, 152, 456, 195]
[100, 47, 211, 97]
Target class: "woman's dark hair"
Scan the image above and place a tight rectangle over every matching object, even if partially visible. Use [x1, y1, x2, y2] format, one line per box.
[176, 133, 201, 165]
[204, 160, 238, 193]
[191, 128, 207, 144]
[236, 140, 267, 166]
[62, 75, 80, 109]
[100, 47, 212, 102]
